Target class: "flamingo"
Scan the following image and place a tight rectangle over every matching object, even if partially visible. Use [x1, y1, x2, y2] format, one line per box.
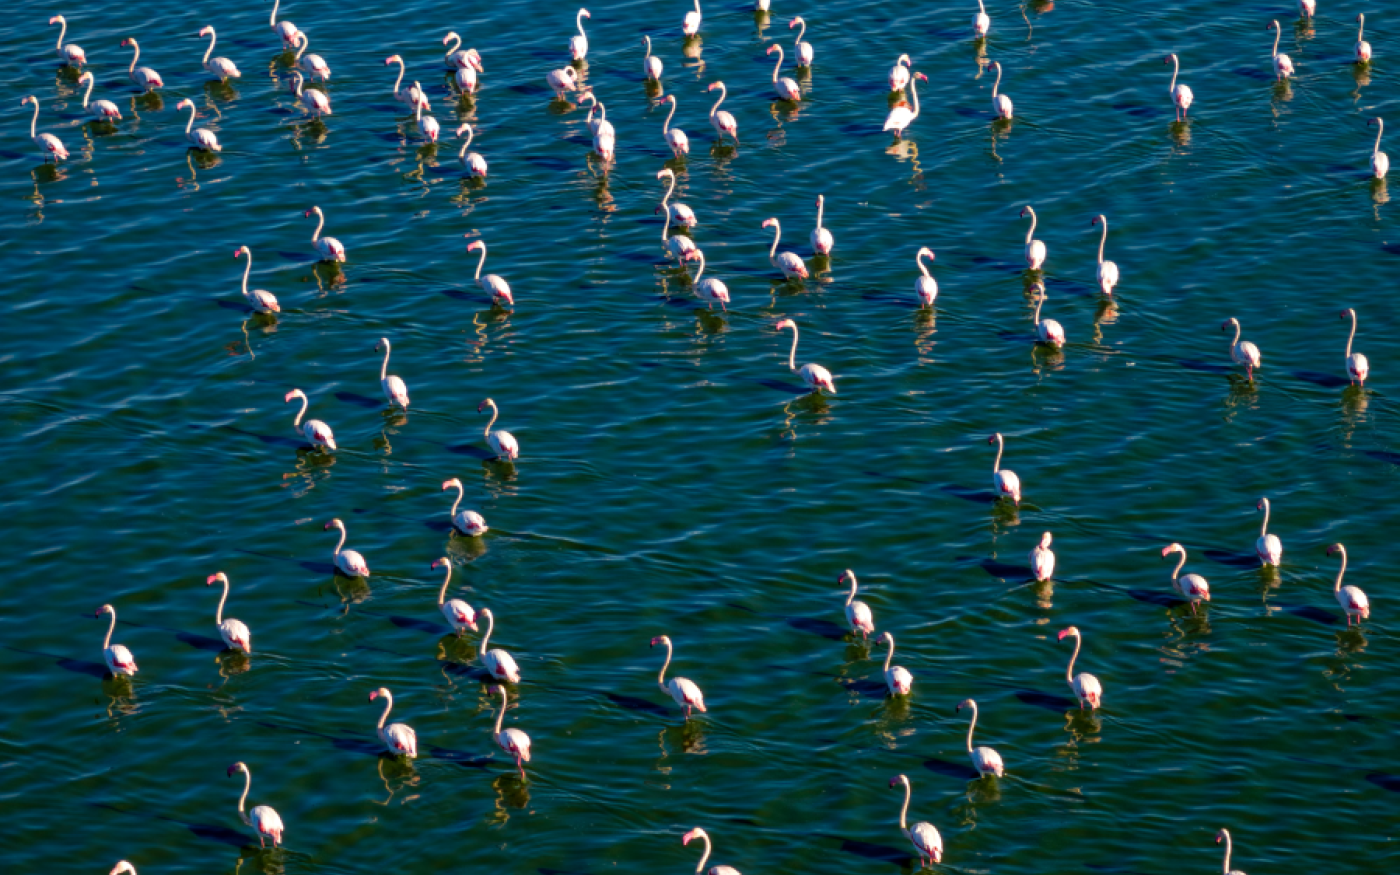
[651, 634, 706, 718]
[767, 44, 801, 101]
[95, 604, 138, 676]
[383, 56, 428, 110]
[662, 94, 690, 158]
[120, 38, 164, 93]
[234, 247, 281, 314]
[682, 828, 738, 875]
[288, 71, 330, 118]
[1222, 317, 1261, 381]
[1029, 532, 1055, 582]
[374, 338, 409, 408]
[1092, 215, 1119, 295]
[1367, 118, 1388, 180]
[1355, 14, 1372, 63]
[431, 556, 479, 634]
[570, 8, 591, 62]
[206, 573, 251, 653]
[324, 519, 370, 578]
[479, 608, 522, 683]
[1267, 21, 1294, 80]
[790, 17, 814, 66]
[443, 32, 482, 70]
[1216, 829, 1247, 875]
[491, 685, 532, 778]
[453, 49, 485, 94]
[1341, 308, 1369, 386]
[1298, 0, 1315, 18]
[111, 863, 137, 875]
[546, 66, 580, 100]
[811, 194, 834, 255]
[49, 16, 87, 67]
[755, 0, 770, 10]
[1019, 205, 1047, 269]
[580, 92, 614, 137]
[914, 247, 937, 307]
[658, 172, 699, 263]
[369, 688, 418, 758]
[643, 35, 663, 81]
[889, 775, 942, 867]
[1164, 54, 1194, 122]
[227, 762, 284, 848]
[270, 0, 301, 49]
[988, 432, 1021, 504]
[20, 96, 69, 163]
[305, 206, 345, 262]
[294, 32, 330, 80]
[690, 250, 730, 310]
[889, 54, 912, 92]
[775, 319, 835, 393]
[1162, 543, 1210, 613]
[1033, 284, 1065, 347]
[198, 27, 241, 82]
[707, 81, 739, 145]
[285, 389, 336, 451]
[1326, 544, 1371, 626]
[413, 84, 440, 142]
[973, 0, 990, 35]
[456, 124, 488, 178]
[442, 478, 488, 536]
[839, 569, 875, 638]
[1254, 499, 1283, 566]
[879, 631, 912, 695]
[883, 72, 927, 137]
[593, 121, 615, 162]
[763, 218, 808, 279]
[78, 73, 121, 121]
[466, 239, 515, 307]
[990, 60, 1013, 119]
[957, 699, 1005, 777]
[656, 168, 697, 227]
[684, 0, 702, 36]
[176, 98, 222, 150]
[1057, 626, 1103, 710]
[478, 397, 520, 461]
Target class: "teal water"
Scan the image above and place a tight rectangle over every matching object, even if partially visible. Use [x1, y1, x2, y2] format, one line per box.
[3, 0, 1398, 872]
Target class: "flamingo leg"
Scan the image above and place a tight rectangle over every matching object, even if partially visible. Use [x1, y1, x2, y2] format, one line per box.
[517, 756, 525, 779]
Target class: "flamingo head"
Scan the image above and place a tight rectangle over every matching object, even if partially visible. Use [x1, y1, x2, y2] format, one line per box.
[78, 71, 92, 85]
[879, 631, 894, 646]
[1019, 206, 1032, 218]
[762, 217, 778, 230]
[121, 38, 133, 48]
[20, 95, 33, 107]
[284, 389, 304, 403]
[789, 16, 804, 28]
[1268, 20, 1278, 31]
[1256, 498, 1267, 512]
[456, 123, 472, 138]
[708, 81, 724, 91]
[1057, 626, 1080, 641]
[650, 634, 670, 648]
[1164, 54, 1175, 65]
[1220, 318, 1238, 332]
[1091, 215, 1103, 227]
[1216, 829, 1229, 845]
[442, 31, 458, 45]
[897, 53, 911, 66]
[442, 477, 463, 492]
[177, 98, 194, 112]
[774, 318, 795, 331]
[766, 44, 779, 56]
[374, 337, 388, 353]
[1341, 308, 1355, 319]
[914, 72, 928, 82]
[234, 246, 248, 258]
[581, 8, 591, 18]
[667, 93, 677, 105]
[682, 827, 706, 846]
[199, 26, 213, 37]
[384, 55, 401, 66]
[1040, 531, 1053, 548]
[431, 557, 450, 571]
[956, 698, 975, 712]
[1326, 543, 1344, 557]
[49, 15, 64, 25]
[110, 863, 138, 875]
[987, 433, 1001, 445]
[888, 774, 907, 789]
[1161, 543, 1184, 558]
[467, 239, 485, 254]
[206, 572, 228, 586]
[324, 518, 343, 532]
[477, 398, 494, 414]
[95, 604, 113, 618]
[838, 569, 854, 584]
[369, 687, 389, 702]
[227, 762, 246, 777]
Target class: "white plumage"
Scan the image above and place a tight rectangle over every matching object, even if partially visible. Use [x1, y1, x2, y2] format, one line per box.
[286, 389, 336, 451]
[1029, 532, 1055, 582]
[96, 604, 138, 676]
[207, 573, 251, 652]
[1163, 543, 1210, 613]
[879, 631, 912, 695]
[479, 608, 522, 683]
[324, 518, 370, 578]
[652, 635, 707, 717]
[370, 688, 418, 758]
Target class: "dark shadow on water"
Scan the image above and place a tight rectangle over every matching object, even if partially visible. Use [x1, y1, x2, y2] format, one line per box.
[976, 558, 1028, 579]
[335, 391, 384, 409]
[123, 621, 226, 653]
[90, 801, 248, 847]
[603, 691, 671, 717]
[1366, 773, 1400, 793]
[924, 757, 980, 781]
[1276, 603, 1337, 625]
[941, 484, 996, 504]
[350, 506, 452, 534]
[424, 745, 492, 768]
[256, 720, 382, 757]
[1015, 689, 1078, 712]
[836, 676, 889, 699]
[862, 471, 937, 488]
[3, 645, 108, 679]
[220, 425, 306, 449]
[1230, 66, 1273, 81]
[1202, 549, 1259, 569]
[388, 615, 447, 635]
[213, 299, 254, 313]
[1290, 369, 1350, 388]
[446, 443, 494, 459]
[523, 155, 573, 171]
[1177, 359, 1232, 374]
[1362, 450, 1400, 466]
[277, 251, 315, 262]
[440, 661, 496, 683]
[816, 833, 911, 865]
[1126, 588, 1187, 609]
[756, 379, 809, 395]
[786, 616, 847, 641]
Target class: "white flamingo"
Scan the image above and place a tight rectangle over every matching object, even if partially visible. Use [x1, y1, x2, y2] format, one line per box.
[431, 556, 479, 634]
[684, 0, 702, 36]
[707, 81, 739, 145]
[234, 247, 281, 314]
[839, 569, 875, 638]
[767, 44, 801, 101]
[466, 239, 515, 307]
[284, 389, 336, 451]
[227, 762, 284, 848]
[889, 54, 912, 92]
[990, 60, 1013, 119]
[1216, 829, 1247, 875]
[775, 319, 835, 393]
[1164, 53, 1194, 122]
[49, 16, 87, 66]
[369, 687, 418, 758]
[914, 247, 937, 307]
[1033, 283, 1065, 347]
[288, 71, 330, 118]
[206, 573, 251, 652]
[1298, 0, 1315, 18]
[110, 862, 137, 874]
[1267, 20, 1294, 80]
[1162, 543, 1210, 613]
[20, 96, 69, 162]
[374, 338, 409, 408]
[383, 56, 428, 110]
[973, 0, 990, 35]
[988, 432, 1021, 504]
[453, 50, 485, 94]
[198, 27, 241, 81]
[478, 397, 520, 461]
[651, 634, 707, 718]
[442, 478, 488, 536]
[763, 218, 808, 279]
[883, 72, 927, 137]
[643, 35, 663, 81]
[1057, 626, 1103, 710]
[811, 195, 834, 255]
[491, 685, 532, 778]
[879, 631, 912, 695]
[78, 73, 122, 122]
[95, 604, 138, 676]
[1221, 317, 1261, 381]
[121, 38, 163, 91]
[957, 698, 1005, 777]
[1341, 308, 1369, 386]
[176, 98, 222, 150]
[1367, 118, 1389, 180]
[889, 775, 942, 867]
[690, 250, 729, 310]
[1020, 205, 1047, 269]
[580, 92, 614, 137]
[1092, 215, 1119, 294]
[1254, 498, 1283, 566]
[270, 0, 301, 49]
[656, 168, 697, 227]
[569, 8, 591, 62]
[1029, 532, 1055, 582]
[324, 518, 370, 578]
[1355, 14, 1372, 63]
[682, 828, 738, 875]
[413, 84, 439, 142]
[658, 171, 699, 263]
[546, 66, 580, 100]
[294, 32, 330, 80]
[479, 608, 522, 683]
[790, 16, 813, 66]
[1327, 543, 1371, 626]
[443, 32, 482, 71]
[456, 124, 488, 178]
[662, 94, 690, 158]
[305, 206, 345, 262]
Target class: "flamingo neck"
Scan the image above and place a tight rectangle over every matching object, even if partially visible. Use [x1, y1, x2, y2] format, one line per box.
[480, 611, 495, 657]
[1065, 634, 1081, 684]
[55, 18, 67, 50]
[785, 323, 799, 372]
[771, 46, 783, 82]
[447, 481, 463, 519]
[270, 0, 281, 27]
[907, 74, 921, 120]
[883, 636, 895, 673]
[291, 393, 308, 429]
[1171, 549, 1186, 581]
[311, 209, 324, 243]
[663, 98, 676, 134]
[332, 523, 347, 556]
[977, 0, 986, 13]
[292, 72, 304, 98]
[391, 58, 405, 96]
[1334, 548, 1347, 594]
[82, 75, 93, 108]
[1358, 15, 1365, 41]
[577, 10, 587, 36]
[128, 41, 140, 75]
[215, 577, 229, 626]
[644, 35, 652, 58]
[917, 251, 931, 279]
[768, 221, 781, 261]
[236, 769, 253, 823]
[1346, 311, 1357, 358]
[692, 251, 705, 283]
[438, 563, 452, 605]
[379, 341, 391, 381]
[1034, 293, 1044, 326]
[657, 640, 674, 687]
[296, 34, 308, 62]
[203, 30, 216, 66]
[693, 0, 701, 14]
[474, 245, 487, 282]
[710, 84, 726, 116]
[992, 63, 1002, 98]
[1228, 321, 1241, 346]
[964, 703, 978, 754]
[1220, 833, 1232, 874]
[793, 18, 805, 44]
[28, 99, 37, 140]
[660, 194, 672, 238]
[844, 573, 857, 607]
[692, 833, 711, 875]
[1271, 24, 1281, 59]
[415, 95, 424, 123]
[460, 125, 475, 160]
[483, 402, 499, 438]
[103, 608, 116, 650]
[445, 33, 461, 58]
[240, 250, 252, 298]
[992, 436, 1004, 473]
[494, 688, 507, 736]
[816, 196, 825, 230]
[1168, 57, 1179, 94]
[663, 173, 676, 211]
[1097, 217, 1108, 264]
[897, 780, 910, 831]
[183, 101, 196, 135]
[1259, 500, 1270, 538]
[1374, 121, 1384, 156]
[1024, 208, 1036, 245]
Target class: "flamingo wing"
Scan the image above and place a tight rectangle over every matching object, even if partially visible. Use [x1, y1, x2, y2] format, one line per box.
[502, 727, 532, 761]
[883, 105, 914, 133]
[220, 618, 252, 652]
[107, 645, 138, 675]
[251, 806, 284, 845]
[386, 723, 418, 756]
[910, 822, 943, 861]
[1098, 260, 1120, 293]
[672, 677, 706, 711]
[488, 648, 522, 682]
[668, 128, 690, 155]
[250, 289, 281, 313]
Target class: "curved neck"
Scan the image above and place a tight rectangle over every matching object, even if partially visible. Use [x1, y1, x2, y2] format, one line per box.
[474, 245, 487, 282]
[215, 576, 229, 625]
[917, 250, 931, 279]
[1170, 549, 1186, 581]
[1374, 121, 1384, 155]
[1097, 218, 1108, 264]
[883, 635, 895, 672]
[1358, 15, 1365, 40]
[447, 481, 463, 519]
[992, 435, 1004, 473]
[644, 35, 652, 58]
[377, 692, 393, 731]
[391, 58, 405, 94]
[793, 18, 806, 43]
[692, 833, 711, 875]
[1220, 833, 1232, 874]
[710, 84, 726, 116]
[270, 0, 281, 27]
[662, 173, 676, 209]
[480, 611, 495, 656]
[1065, 634, 1081, 683]
[240, 250, 252, 297]
[127, 41, 140, 75]
[332, 523, 347, 555]
[445, 33, 461, 59]
[103, 608, 116, 650]
[437, 562, 452, 605]
[291, 393, 308, 429]
[236, 769, 252, 822]
[296, 34, 308, 62]
[494, 688, 507, 736]
[291, 71, 304, 97]
[1168, 56, 1179, 93]
[897, 780, 910, 831]
[844, 573, 857, 607]
[1024, 208, 1036, 245]
[657, 639, 674, 686]
[1259, 500, 1271, 537]
[183, 102, 196, 135]
[1346, 311, 1358, 358]
[693, 251, 705, 282]
[1334, 548, 1347, 593]
[415, 94, 424, 122]
[28, 100, 37, 140]
[964, 703, 978, 754]
[461, 125, 475, 156]
[815, 196, 825, 230]
[82, 75, 94, 107]
[310, 209, 324, 243]
[992, 63, 1002, 98]
[768, 221, 781, 261]
[661, 194, 672, 238]
[203, 30, 216, 66]
[55, 18, 67, 50]
[977, 0, 986, 12]
[577, 10, 587, 36]
[1271, 24, 1281, 59]
[694, 0, 701, 13]
[771, 46, 783, 82]
[907, 74, 921, 120]
[483, 402, 499, 437]
[1228, 321, 1241, 346]
[784, 324, 799, 372]
[1034, 293, 1044, 326]
[663, 98, 676, 134]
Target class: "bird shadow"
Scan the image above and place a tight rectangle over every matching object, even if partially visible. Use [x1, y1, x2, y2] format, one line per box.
[1014, 689, 1078, 712]
[446, 443, 495, 459]
[255, 720, 383, 757]
[212, 298, 256, 314]
[1201, 549, 1259, 569]
[924, 757, 981, 781]
[971, 557, 1029, 579]
[941, 484, 996, 505]
[438, 288, 496, 306]
[968, 254, 1026, 274]
[1177, 359, 1232, 374]
[277, 251, 316, 262]
[89, 801, 248, 848]
[754, 379, 812, 396]
[122, 621, 227, 653]
[1230, 66, 1274, 81]
[440, 661, 497, 684]
[1275, 603, 1338, 625]
[1289, 369, 1350, 388]
[424, 745, 493, 768]
[1366, 773, 1400, 793]
[334, 392, 384, 409]
[786, 616, 848, 641]
[522, 155, 574, 171]
[835, 676, 891, 700]
[1362, 450, 1400, 466]
[816, 833, 912, 866]
[603, 691, 672, 718]
[350, 506, 452, 535]
[2, 645, 108, 679]
[220, 424, 306, 449]
[1125, 588, 1187, 609]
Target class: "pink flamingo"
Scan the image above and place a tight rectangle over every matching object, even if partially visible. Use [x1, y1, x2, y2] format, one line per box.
[707, 81, 739, 145]
[234, 247, 281, 314]
[883, 72, 927, 137]
[879, 631, 912, 695]
[294, 32, 330, 80]
[442, 478, 487, 536]
[288, 71, 330, 118]
[1326, 544, 1371, 626]
[443, 33, 481, 71]
[324, 519, 370, 577]
[790, 17, 813, 67]
[569, 8, 591, 62]
[1267, 21, 1294, 80]
[1367, 118, 1388, 180]
[479, 397, 520, 460]
[121, 38, 163, 91]
[431, 556, 478, 634]
[684, 0, 702, 36]
[466, 239, 515, 307]
[990, 61, 1013, 119]
[1355, 14, 1372, 63]
[198, 27, 241, 81]
[270, 0, 301, 49]
[580, 92, 613, 137]
[453, 54, 484, 95]
[1029, 532, 1055, 581]
[96, 604, 138, 676]
[690, 251, 729, 310]
[593, 124, 615, 162]
[1057, 626, 1102, 709]
[659, 196, 698, 263]
[206, 573, 251, 652]
[1162, 543, 1210, 613]
[682, 828, 739, 875]
[1341, 308, 1369, 385]
[988, 433, 1021, 504]
[456, 124, 488, 178]
[1092, 215, 1119, 294]
[1255, 499, 1282, 566]
[1216, 829, 1247, 875]
[1033, 284, 1065, 347]
[491, 685, 532, 778]
[227, 762, 284, 848]
[1221, 317, 1261, 381]
[775, 319, 835, 393]
[839, 569, 875, 638]
[973, 0, 990, 34]
[657, 168, 697, 227]
[1020, 205, 1047, 269]
[479, 608, 522, 682]
[305, 206, 345, 262]
[811, 195, 834, 255]
[285, 389, 336, 450]
[369, 687, 418, 758]
[767, 44, 801, 101]
[652, 634, 706, 718]
[914, 247, 937, 306]
[20, 96, 69, 163]
[176, 98, 222, 150]
[662, 94, 690, 158]
[413, 84, 439, 142]
[49, 16, 87, 66]
[763, 218, 808, 279]
[546, 66, 580, 100]
[889, 775, 942, 866]
[889, 54, 912, 92]
[1164, 54, 1194, 122]
[643, 35, 663, 81]
[374, 338, 409, 408]
[957, 698, 1005, 777]
[383, 56, 428, 110]
[1298, 0, 1315, 18]
[111, 862, 137, 874]
[78, 73, 121, 121]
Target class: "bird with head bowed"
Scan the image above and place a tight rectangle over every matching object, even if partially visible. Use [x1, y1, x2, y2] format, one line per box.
[490, 685, 532, 778]
[270, 0, 300, 49]
[369, 687, 417, 758]
[206, 572, 251, 652]
[546, 66, 580, 100]
[839, 569, 875, 638]
[889, 774, 942, 867]
[324, 518, 370, 578]
[774, 319, 835, 394]
[1057, 626, 1102, 709]
[682, 827, 739, 875]
[466, 240, 515, 308]
[878, 631, 912, 695]
[432, 557, 478, 635]
[1162, 543, 1209, 613]
[285, 389, 336, 450]
[96, 604, 138, 676]
[227, 762, 284, 848]
[651, 634, 707, 718]
[414, 84, 440, 142]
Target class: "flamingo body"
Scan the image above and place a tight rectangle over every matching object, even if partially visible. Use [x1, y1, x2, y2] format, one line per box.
[1030, 532, 1055, 581]
[839, 570, 875, 640]
[684, 0, 702, 36]
[690, 251, 729, 310]
[234, 247, 280, 313]
[50, 16, 87, 66]
[1222, 318, 1261, 381]
[479, 608, 522, 682]
[324, 518, 369, 577]
[1058, 626, 1102, 709]
[294, 33, 330, 80]
[432, 556, 479, 634]
[989, 433, 1021, 504]
[879, 632, 912, 695]
[1163, 543, 1209, 613]
[889, 55, 911, 92]
[652, 635, 706, 718]
[79, 73, 122, 120]
[884, 72, 927, 137]
[775, 319, 835, 393]
[570, 9, 591, 62]
[289, 72, 330, 118]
